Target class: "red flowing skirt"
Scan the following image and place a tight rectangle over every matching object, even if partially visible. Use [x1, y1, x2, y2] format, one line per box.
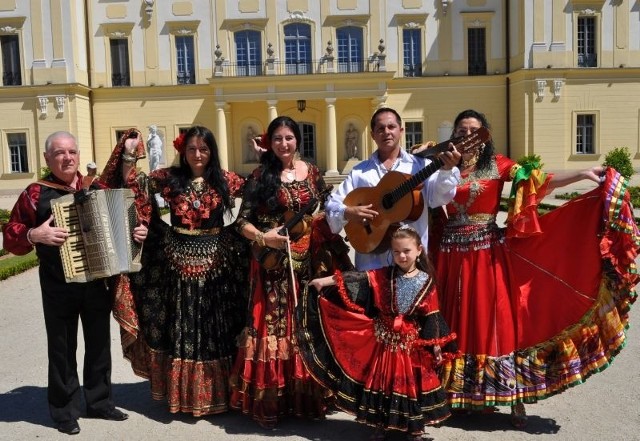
[439, 170, 638, 408]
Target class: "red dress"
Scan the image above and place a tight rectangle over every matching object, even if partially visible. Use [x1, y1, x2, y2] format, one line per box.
[297, 267, 458, 436]
[437, 155, 639, 409]
[229, 163, 353, 427]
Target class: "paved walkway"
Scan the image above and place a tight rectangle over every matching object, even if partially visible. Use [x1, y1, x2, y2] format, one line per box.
[0, 266, 638, 441]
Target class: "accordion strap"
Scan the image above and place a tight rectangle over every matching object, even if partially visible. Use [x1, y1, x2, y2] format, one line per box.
[37, 179, 77, 193]
[37, 177, 95, 192]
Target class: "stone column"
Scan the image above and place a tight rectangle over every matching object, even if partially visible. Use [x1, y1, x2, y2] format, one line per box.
[267, 100, 278, 122]
[215, 101, 229, 169]
[325, 98, 338, 176]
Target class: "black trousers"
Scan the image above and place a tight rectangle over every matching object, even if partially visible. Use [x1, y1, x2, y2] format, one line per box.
[41, 277, 114, 424]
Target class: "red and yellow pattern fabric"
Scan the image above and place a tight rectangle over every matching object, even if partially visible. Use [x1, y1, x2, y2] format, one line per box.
[439, 164, 638, 409]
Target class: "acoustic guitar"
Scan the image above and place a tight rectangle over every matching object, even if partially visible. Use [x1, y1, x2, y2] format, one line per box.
[343, 127, 491, 253]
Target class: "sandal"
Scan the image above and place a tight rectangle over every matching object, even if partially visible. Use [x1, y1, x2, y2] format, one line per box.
[510, 403, 528, 429]
[257, 419, 276, 431]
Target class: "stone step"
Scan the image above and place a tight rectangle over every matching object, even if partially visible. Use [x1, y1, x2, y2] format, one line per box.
[323, 174, 347, 188]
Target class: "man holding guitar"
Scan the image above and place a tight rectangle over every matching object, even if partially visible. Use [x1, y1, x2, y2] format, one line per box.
[326, 107, 461, 270]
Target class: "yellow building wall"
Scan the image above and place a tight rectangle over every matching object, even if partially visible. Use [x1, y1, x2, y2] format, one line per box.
[510, 71, 640, 172]
[0, 87, 94, 192]
[2, 1, 640, 194]
[90, 86, 217, 174]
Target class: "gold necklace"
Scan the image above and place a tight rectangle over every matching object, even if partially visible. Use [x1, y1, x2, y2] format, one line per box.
[284, 163, 296, 181]
[462, 155, 478, 169]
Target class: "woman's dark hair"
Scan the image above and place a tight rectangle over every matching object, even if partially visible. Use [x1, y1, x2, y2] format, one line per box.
[390, 226, 434, 277]
[452, 109, 495, 171]
[254, 116, 301, 210]
[166, 125, 232, 211]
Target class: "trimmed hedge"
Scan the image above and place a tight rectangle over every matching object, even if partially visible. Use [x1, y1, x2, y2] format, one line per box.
[0, 251, 39, 281]
[556, 187, 640, 208]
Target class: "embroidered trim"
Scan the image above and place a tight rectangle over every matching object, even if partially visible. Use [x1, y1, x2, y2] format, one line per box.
[334, 270, 365, 313]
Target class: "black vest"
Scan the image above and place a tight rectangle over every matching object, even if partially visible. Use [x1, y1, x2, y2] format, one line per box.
[33, 180, 76, 284]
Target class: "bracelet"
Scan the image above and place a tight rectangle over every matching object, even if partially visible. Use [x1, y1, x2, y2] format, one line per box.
[26, 228, 35, 245]
[255, 231, 266, 247]
[122, 153, 138, 164]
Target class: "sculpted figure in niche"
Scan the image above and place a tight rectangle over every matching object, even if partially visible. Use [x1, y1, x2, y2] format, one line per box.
[345, 123, 359, 160]
[246, 126, 262, 162]
[147, 125, 163, 171]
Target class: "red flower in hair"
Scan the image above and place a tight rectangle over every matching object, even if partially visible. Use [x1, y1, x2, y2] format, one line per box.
[173, 132, 186, 154]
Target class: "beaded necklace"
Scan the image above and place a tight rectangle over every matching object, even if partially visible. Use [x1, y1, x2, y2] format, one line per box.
[188, 178, 207, 209]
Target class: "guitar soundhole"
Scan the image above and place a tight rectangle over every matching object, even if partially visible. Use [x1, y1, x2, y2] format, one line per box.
[382, 193, 394, 210]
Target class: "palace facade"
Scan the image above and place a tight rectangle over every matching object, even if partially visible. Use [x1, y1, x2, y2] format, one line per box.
[1, 0, 639, 191]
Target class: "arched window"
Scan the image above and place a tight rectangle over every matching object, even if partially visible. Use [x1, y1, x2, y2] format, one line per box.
[336, 26, 363, 73]
[284, 23, 311, 74]
[235, 30, 262, 76]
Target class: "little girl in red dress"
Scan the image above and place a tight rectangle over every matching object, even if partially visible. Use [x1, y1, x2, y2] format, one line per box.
[297, 226, 458, 441]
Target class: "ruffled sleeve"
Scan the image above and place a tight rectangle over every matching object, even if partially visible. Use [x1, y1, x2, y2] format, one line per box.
[234, 169, 260, 234]
[224, 170, 246, 198]
[506, 155, 552, 238]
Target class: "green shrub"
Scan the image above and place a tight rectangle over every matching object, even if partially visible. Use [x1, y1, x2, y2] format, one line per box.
[517, 154, 544, 168]
[603, 147, 634, 178]
[0, 251, 39, 281]
[40, 166, 51, 178]
[628, 186, 640, 207]
[0, 208, 9, 225]
[554, 191, 580, 201]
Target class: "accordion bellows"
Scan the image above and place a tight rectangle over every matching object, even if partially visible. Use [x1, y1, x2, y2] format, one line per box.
[51, 188, 143, 283]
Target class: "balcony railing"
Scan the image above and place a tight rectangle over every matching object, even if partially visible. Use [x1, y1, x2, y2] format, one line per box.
[468, 61, 487, 76]
[214, 59, 381, 78]
[337, 60, 365, 73]
[112, 73, 130, 87]
[578, 53, 597, 67]
[177, 71, 196, 84]
[2, 71, 22, 86]
[403, 64, 422, 77]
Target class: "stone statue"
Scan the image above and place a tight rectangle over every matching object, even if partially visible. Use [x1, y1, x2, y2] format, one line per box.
[86, 162, 97, 177]
[246, 126, 261, 162]
[147, 125, 163, 171]
[345, 123, 358, 159]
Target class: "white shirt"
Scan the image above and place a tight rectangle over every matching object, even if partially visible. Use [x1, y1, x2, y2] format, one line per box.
[326, 148, 460, 270]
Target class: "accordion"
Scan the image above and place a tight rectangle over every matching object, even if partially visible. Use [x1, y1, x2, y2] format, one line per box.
[51, 188, 143, 283]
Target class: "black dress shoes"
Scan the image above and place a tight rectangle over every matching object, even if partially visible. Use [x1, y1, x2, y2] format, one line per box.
[57, 419, 80, 435]
[86, 407, 129, 421]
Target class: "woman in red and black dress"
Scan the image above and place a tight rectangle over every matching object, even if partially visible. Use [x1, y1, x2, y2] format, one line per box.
[229, 116, 352, 429]
[107, 126, 248, 417]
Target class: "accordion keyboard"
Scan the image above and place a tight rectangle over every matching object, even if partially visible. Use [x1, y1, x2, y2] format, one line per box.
[51, 199, 90, 281]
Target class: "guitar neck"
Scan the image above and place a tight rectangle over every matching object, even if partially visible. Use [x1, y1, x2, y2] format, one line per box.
[386, 159, 443, 206]
[386, 127, 490, 205]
